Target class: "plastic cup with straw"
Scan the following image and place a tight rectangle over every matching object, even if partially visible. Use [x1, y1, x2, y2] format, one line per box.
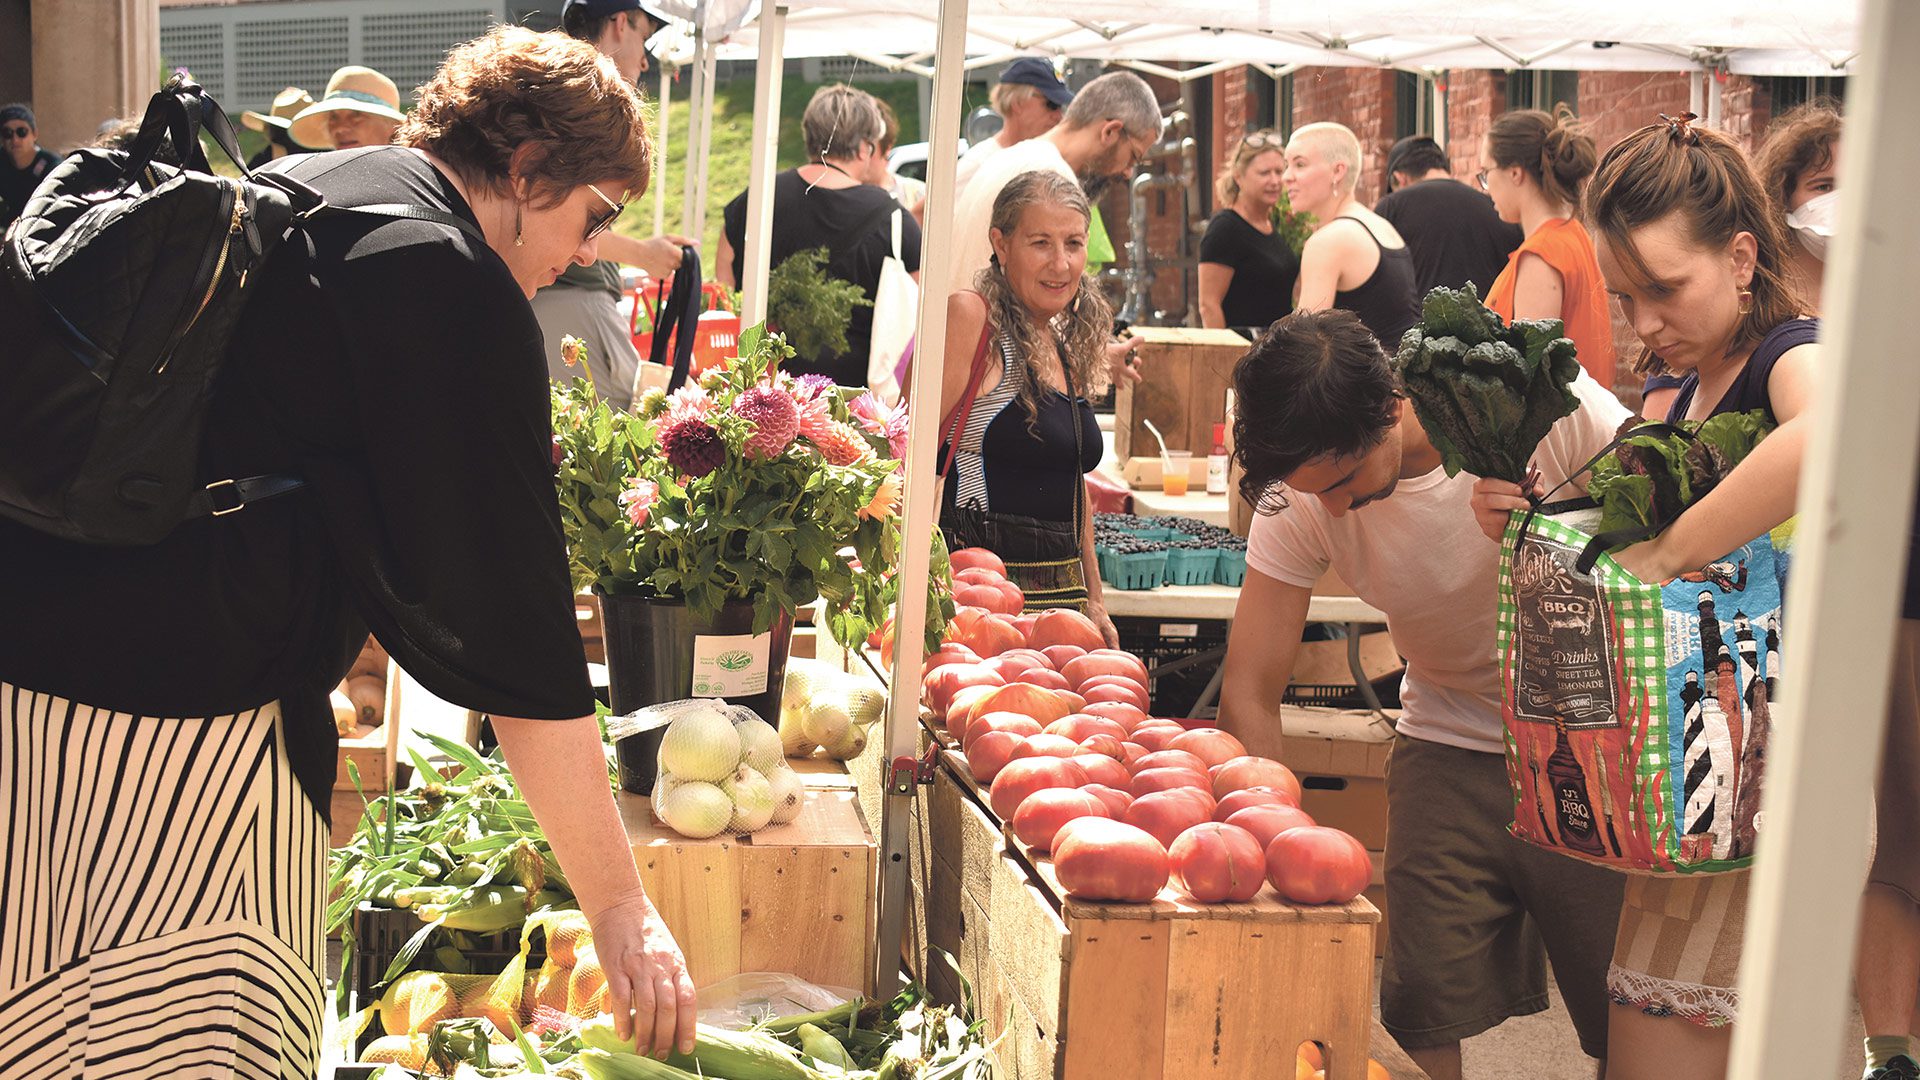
[1143, 419, 1190, 497]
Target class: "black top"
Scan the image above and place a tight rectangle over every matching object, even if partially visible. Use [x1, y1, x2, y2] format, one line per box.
[1198, 209, 1299, 335]
[722, 169, 924, 387]
[0, 147, 595, 814]
[1664, 318, 1920, 617]
[940, 329, 1101, 524]
[1329, 216, 1422, 347]
[0, 146, 61, 225]
[1374, 177, 1522, 297]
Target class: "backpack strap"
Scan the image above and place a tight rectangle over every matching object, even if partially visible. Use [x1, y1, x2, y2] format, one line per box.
[186, 475, 310, 519]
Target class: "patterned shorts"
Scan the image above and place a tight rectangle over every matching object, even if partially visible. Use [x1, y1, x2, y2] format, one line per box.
[1607, 870, 1748, 1028]
[0, 686, 327, 1078]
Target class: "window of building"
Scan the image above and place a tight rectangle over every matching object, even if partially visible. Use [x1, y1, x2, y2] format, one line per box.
[1506, 69, 1579, 113]
[1763, 75, 1848, 113]
[1393, 71, 1442, 139]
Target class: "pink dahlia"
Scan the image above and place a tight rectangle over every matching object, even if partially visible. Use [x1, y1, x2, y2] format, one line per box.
[618, 480, 660, 527]
[662, 385, 713, 427]
[736, 385, 800, 459]
[812, 420, 876, 467]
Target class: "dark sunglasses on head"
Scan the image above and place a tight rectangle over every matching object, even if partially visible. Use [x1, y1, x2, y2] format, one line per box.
[2, 126, 30, 139]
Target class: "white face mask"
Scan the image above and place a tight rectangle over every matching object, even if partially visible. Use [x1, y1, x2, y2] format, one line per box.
[1786, 189, 1840, 261]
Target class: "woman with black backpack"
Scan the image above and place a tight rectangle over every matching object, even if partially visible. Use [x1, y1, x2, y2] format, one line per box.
[0, 28, 696, 1075]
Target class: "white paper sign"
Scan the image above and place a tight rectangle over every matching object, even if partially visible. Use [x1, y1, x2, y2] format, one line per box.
[690, 631, 773, 697]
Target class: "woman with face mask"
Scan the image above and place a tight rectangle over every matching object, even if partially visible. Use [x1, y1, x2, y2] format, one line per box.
[1756, 101, 1842, 313]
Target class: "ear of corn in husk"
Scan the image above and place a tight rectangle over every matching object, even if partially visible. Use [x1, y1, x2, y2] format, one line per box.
[578, 1014, 831, 1080]
[796, 1023, 856, 1069]
[577, 1048, 704, 1080]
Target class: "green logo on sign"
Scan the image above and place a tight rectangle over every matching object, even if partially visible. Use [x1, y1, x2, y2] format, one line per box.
[716, 650, 753, 672]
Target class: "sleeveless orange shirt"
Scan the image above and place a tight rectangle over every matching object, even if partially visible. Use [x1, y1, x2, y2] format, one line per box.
[1486, 216, 1617, 389]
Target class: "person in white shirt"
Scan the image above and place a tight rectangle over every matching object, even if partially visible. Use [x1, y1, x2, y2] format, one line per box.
[1216, 309, 1631, 1080]
[948, 58, 1073, 205]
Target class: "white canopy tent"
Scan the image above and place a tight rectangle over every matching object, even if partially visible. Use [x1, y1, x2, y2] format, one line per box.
[642, 3, 1920, 1079]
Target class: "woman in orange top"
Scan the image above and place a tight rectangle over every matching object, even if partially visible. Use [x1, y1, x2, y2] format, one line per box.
[1482, 105, 1617, 388]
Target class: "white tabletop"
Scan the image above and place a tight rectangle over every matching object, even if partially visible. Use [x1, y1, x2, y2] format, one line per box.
[1102, 583, 1385, 624]
[1127, 486, 1231, 525]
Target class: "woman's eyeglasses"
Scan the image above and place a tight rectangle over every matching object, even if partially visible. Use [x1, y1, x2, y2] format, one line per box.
[585, 183, 626, 241]
[2, 126, 30, 140]
[1475, 169, 1490, 191]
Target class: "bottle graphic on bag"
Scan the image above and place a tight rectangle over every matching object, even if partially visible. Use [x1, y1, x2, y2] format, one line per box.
[1547, 715, 1606, 857]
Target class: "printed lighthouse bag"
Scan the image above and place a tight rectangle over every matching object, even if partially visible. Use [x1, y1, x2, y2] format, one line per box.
[1496, 505, 1786, 874]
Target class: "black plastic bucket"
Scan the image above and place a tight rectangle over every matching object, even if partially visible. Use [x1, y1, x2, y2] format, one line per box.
[598, 591, 793, 795]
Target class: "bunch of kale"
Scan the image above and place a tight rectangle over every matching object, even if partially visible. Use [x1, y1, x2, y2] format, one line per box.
[1391, 284, 1584, 483]
[1585, 411, 1772, 540]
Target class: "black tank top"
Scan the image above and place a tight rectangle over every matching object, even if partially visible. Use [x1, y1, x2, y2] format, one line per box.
[940, 327, 1102, 523]
[1330, 215, 1421, 347]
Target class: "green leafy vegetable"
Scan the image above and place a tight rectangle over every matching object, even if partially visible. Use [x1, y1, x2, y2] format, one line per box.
[1268, 189, 1316, 256]
[1586, 411, 1772, 542]
[1391, 283, 1584, 482]
[767, 247, 873, 361]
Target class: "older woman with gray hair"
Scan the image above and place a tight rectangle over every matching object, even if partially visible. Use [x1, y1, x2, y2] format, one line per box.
[719, 84, 922, 385]
[938, 169, 1119, 644]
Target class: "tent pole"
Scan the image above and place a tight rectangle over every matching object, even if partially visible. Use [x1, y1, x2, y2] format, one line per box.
[689, 40, 718, 247]
[740, 5, 787, 326]
[654, 58, 670, 239]
[680, 27, 706, 241]
[1430, 73, 1446, 145]
[1689, 69, 1706, 118]
[872, 0, 970, 998]
[1706, 68, 1725, 128]
[1729, 0, 1920, 1074]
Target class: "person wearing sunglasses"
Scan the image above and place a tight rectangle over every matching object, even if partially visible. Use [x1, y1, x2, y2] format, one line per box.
[0, 29, 701, 1074]
[0, 103, 60, 231]
[1198, 129, 1298, 335]
[946, 58, 1075, 207]
[534, 0, 698, 411]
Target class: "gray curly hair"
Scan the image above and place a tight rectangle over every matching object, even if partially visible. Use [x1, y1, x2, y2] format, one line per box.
[973, 170, 1113, 426]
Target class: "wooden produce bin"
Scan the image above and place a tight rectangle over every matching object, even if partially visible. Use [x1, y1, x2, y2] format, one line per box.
[1113, 326, 1249, 462]
[620, 777, 876, 994]
[330, 664, 403, 848]
[906, 749, 1382, 1080]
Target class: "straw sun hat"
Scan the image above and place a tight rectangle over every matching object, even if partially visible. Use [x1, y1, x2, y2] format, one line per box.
[241, 87, 315, 143]
[288, 67, 404, 149]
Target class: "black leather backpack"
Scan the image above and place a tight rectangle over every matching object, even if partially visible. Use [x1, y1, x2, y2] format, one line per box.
[0, 75, 480, 545]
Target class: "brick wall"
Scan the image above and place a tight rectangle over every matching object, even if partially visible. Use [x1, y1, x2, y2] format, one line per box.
[1442, 69, 1506, 178]
[1290, 67, 1400, 206]
[1211, 67, 1251, 218]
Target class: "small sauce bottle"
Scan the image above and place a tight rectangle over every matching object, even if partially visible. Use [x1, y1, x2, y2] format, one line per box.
[1206, 422, 1229, 495]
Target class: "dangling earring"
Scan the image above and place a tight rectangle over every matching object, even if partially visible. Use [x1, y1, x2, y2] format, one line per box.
[514, 201, 524, 247]
[1737, 286, 1753, 315]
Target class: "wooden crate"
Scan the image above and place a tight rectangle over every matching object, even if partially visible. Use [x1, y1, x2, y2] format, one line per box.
[905, 749, 1384, 1080]
[1113, 326, 1250, 462]
[620, 779, 876, 994]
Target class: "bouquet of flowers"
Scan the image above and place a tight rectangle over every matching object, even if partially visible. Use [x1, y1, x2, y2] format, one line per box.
[552, 325, 954, 652]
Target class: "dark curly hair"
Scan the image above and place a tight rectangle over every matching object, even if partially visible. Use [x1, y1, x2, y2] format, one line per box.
[1232, 309, 1402, 513]
[395, 25, 651, 208]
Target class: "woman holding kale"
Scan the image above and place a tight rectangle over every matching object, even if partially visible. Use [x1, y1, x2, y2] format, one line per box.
[938, 170, 1118, 645]
[1472, 113, 1815, 1080]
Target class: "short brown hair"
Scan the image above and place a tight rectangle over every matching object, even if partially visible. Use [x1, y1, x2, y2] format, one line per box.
[1587, 116, 1805, 376]
[1489, 104, 1597, 207]
[1755, 99, 1843, 220]
[395, 26, 651, 208]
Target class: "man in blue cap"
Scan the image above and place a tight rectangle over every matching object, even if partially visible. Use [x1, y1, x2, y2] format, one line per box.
[949, 57, 1073, 203]
[534, 0, 697, 409]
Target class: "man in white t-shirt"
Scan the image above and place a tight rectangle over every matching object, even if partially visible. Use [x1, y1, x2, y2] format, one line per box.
[1216, 309, 1630, 1080]
[949, 58, 1073, 204]
[948, 70, 1159, 289]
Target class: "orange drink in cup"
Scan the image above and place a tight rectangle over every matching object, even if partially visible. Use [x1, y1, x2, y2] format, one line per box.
[1161, 451, 1192, 497]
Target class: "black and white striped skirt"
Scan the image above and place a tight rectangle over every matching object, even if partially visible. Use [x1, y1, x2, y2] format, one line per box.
[0, 684, 327, 1078]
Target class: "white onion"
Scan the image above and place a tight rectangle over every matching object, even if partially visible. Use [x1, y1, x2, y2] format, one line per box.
[658, 703, 742, 783]
[656, 781, 733, 839]
[722, 764, 777, 833]
[766, 766, 805, 825]
[734, 717, 785, 775]
[802, 693, 852, 749]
